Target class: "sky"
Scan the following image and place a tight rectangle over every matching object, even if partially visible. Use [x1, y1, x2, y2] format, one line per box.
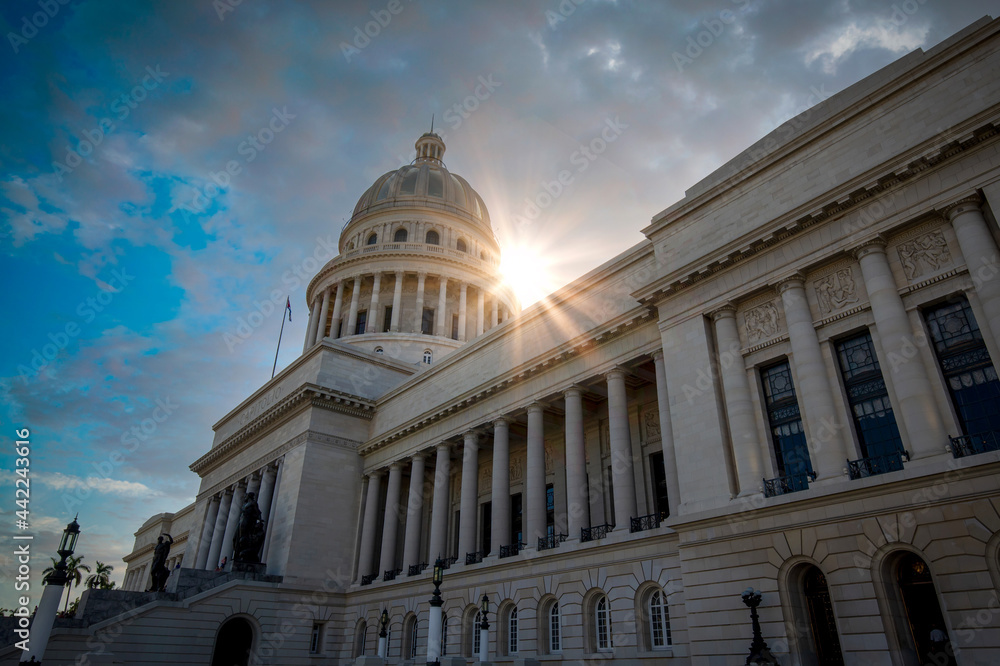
[0, 0, 995, 608]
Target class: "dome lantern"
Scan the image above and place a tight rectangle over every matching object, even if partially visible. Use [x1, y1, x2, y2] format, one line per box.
[415, 131, 445, 163]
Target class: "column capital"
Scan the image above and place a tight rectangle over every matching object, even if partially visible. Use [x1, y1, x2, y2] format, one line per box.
[650, 349, 664, 362]
[774, 272, 807, 294]
[852, 235, 888, 260]
[492, 415, 513, 428]
[395, 270, 405, 278]
[410, 451, 426, 462]
[943, 194, 983, 221]
[366, 469, 385, 480]
[605, 366, 628, 382]
[709, 303, 738, 321]
[435, 442, 452, 454]
[417, 270, 428, 279]
[462, 430, 480, 444]
[563, 385, 586, 399]
[388, 461, 403, 472]
[526, 401, 546, 415]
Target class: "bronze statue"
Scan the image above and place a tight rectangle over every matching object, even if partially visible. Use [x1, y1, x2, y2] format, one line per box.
[149, 533, 173, 592]
[233, 492, 266, 563]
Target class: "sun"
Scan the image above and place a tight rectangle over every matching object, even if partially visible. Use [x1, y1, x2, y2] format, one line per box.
[499, 243, 555, 308]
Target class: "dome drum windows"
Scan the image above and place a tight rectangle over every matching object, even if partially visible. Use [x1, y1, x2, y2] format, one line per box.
[425, 230, 440, 245]
[393, 228, 408, 242]
[366, 233, 378, 246]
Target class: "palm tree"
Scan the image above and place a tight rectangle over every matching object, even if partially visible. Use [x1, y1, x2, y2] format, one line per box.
[85, 561, 114, 590]
[52, 555, 90, 613]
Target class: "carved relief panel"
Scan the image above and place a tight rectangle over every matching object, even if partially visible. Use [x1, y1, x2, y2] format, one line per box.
[813, 266, 861, 316]
[642, 406, 661, 443]
[896, 230, 952, 280]
[742, 301, 781, 345]
[509, 455, 524, 484]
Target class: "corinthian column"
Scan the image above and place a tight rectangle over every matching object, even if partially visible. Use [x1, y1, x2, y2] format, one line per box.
[414, 272, 427, 333]
[525, 403, 547, 545]
[436, 277, 449, 336]
[564, 387, 590, 539]
[346, 276, 362, 336]
[429, 444, 451, 559]
[315, 286, 331, 343]
[490, 417, 511, 553]
[390, 271, 404, 332]
[195, 495, 221, 569]
[458, 283, 468, 342]
[854, 239, 946, 458]
[947, 196, 1000, 348]
[651, 351, 681, 514]
[379, 463, 403, 575]
[606, 368, 637, 528]
[330, 281, 345, 339]
[367, 272, 382, 333]
[402, 453, 426, 569]
[458, 431, 479, 557]
[357, 471, 382, 583]
[476, 288, 485, 337]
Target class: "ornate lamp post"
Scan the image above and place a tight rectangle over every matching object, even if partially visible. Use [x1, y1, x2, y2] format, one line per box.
[741, 588, 779, 665]
[478, 593, 490, 663]
[378, 608, 389, 658]
[21, 516, 81, 664]
[426, 558, 445, 666]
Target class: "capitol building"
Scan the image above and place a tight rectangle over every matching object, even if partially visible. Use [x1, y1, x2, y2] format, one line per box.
[8, 16, 1000, 666]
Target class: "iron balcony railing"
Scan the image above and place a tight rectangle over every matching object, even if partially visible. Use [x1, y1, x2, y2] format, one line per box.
[440, 556, 458, 570]
[581, 523, 613, 543]
[950, 430, 1000, 458]
[360, 573, 377, 586]
[537, 533, 568, 551]
[630, 513, 661, 533]
[383, 568, 402, 582]
[498, 542, 524, 559]
[762, 471, 817, 498]
[847, 450, 910, 479]
[465, 551, 483, 565]
[407, 562, 428, 576]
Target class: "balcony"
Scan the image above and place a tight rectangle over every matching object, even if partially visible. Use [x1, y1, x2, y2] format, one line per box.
[762, 471, 817, 498]
[407, 562, 428, 576]
[630, 513, 661, 533]
[581, 523, 613, 543]
[498, 542, 524, 559]
[360, 573, 377, 586]
[950, 430, 1000, 458]
[465, 551, 483, 565]
[383, 568, 402, 582]
[440, 556, 459, 570]
[537, 533, 567, 551]
[847, 450, 910, 479]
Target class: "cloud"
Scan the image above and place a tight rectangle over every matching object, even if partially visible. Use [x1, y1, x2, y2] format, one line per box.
[804, 21, 929, 74]
[35, 472, 162, 498]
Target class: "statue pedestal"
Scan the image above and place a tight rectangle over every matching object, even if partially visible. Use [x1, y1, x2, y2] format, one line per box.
[354, 657, 384, 665]
[226, 561, 266, 575]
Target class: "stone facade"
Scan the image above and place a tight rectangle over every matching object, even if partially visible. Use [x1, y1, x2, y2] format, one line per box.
[6, 17, 1000, 666]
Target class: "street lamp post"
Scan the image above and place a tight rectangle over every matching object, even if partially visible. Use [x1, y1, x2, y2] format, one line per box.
[478, 594, 490, 663]
[426, 558, 444, 666]
[741, 588, 779, 665]
[378, 608, 389, 659]
[21, 516, 81, 664]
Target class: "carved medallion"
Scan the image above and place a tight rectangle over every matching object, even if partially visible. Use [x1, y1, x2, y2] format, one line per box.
[743, 302, 779, 344]
[813, 267, 860, 315]
[897, 231, 951, 280]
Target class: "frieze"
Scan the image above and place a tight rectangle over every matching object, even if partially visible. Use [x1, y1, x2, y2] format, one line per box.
[480, 465, 492, 493]
[743, 301, 780, 345]
[510, 456, 524, 484]
[643, 407, 661, 443]
[813, 267, 860, 315]
[897, 230, 952, 280]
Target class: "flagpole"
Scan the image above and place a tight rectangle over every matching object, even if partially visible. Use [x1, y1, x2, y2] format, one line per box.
[272, 298, 290, 379]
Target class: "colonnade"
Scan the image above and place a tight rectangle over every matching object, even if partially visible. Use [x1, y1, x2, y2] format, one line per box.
[355, 361, 681, 584]
[304, 272, 512, 350]
[192, 459, 284, 570]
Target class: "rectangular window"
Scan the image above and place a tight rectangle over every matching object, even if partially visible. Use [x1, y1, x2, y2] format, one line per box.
[924, 298, 1000, 437]
[510, 493, 523, 545]
[355, 310, 367, 335]
[649, 451, 669, 519]
[310, 623, 322, 654]
[383, 305, 393, 332]
[421, 307, 435, 335]
[451, 314, 460, 340]
[761, 361, 812, 492]
[452, 509, 460, 558]
[836, 332, 904, 468]
[481, 501, 492, 554]
[605, 466, 615, 526]
[546, 484, 555, 537]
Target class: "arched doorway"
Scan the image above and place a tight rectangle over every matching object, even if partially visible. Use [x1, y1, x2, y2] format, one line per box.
[895, 552, 954, 665]
[802, 568, 843, 666]
[210, 617, 254, 666]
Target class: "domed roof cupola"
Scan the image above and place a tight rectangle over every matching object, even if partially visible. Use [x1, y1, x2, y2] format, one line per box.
[415, 132, 445, 162]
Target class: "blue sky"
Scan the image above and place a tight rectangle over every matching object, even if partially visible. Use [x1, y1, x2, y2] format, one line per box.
[0, 0, 995, 607]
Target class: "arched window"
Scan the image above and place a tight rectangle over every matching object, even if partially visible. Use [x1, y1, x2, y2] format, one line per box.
[346, 240, 355, 251]
[353, 619, 367, 658]
[366, 233, 378, 246]
[456, 238, 467, 252]
[508, 608, 518, 654]
[374, 347, 384, 355]
[423, 349, 433, 365]
[549, 602, 561, 652]
[472, 610, 483, 656]
[648, 590, 672, 648]
[441, 614, 449, 656]
[403, 615, 418, 660]
[211, 617, 254, 666]
[394, 228, 408, 242]
[425, 230, 440, 245]
[882, 552, 952, 664]
[595, 595, 611, 651]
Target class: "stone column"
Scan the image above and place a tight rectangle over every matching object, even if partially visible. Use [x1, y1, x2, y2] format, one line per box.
[261, 460, 284, 565]
[476, 288, 485, 337]
[947, 197, 1000, 347]
[458, 283, 468, 341]
[257, 465, 278, 525]
[854, 240, 946, 458]
[367, 272, 382, 333]
[379, 463, 403, 575]
[651, 350, 681, 514]
[330, 281, 345, 339]
[778, 275, 851, 479]
[246, 471, 262, 499]
[525, 402, 547, 545]
[357, 471, 383, 583]
[564, 387, 590, 539]
[414, 272, 427, 333]
[346, 276, 362, 336]
[219, 481, 246, 563]
[195, 495, 221, 569]
[402, 453, 426, 569]
[436, 277, 449, 337]
[490, 417, 511, 553]
[606, 368, 637, 528]
[711, 306, 765, 494]
[458, 431, 479, 557]
[315, 286, 331, 343]
[491, 297, 499, 329]
[304, 299, 320, 349]
[390, 271, 404, 332]
[429, 444, 451, 559]
[207, 488, 233, 570]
